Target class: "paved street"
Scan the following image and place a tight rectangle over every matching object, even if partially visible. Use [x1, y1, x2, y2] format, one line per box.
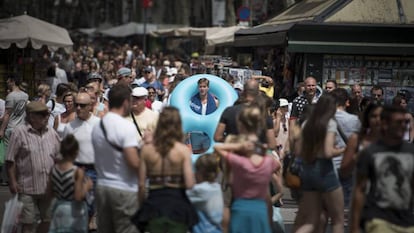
[0, 186, 345, 232]
[0, 186, 300, 232]
[0, 186, 11, 225]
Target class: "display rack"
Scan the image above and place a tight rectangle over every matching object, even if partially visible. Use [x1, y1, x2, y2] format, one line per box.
[321, 55, 414, 112]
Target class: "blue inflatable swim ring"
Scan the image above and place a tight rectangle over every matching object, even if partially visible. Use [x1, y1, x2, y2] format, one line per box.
[170, 74, 238, 163]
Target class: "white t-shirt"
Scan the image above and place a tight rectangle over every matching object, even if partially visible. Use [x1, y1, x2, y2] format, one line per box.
[0, 99, 5, 118]
[48, 101, 65, 128]
[133, 77, 146, 86]
[92, 112, 139, 192]
[63, 115, 100, 164]
[187, 182, 223, 227]
[151, 100, 163, 113]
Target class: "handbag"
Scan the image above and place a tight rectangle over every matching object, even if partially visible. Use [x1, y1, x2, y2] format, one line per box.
[283, 153, 302, 189]
[1, 195, 23, 233]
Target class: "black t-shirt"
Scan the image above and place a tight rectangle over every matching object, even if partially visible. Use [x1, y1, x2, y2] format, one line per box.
[220, 104, 244, 136]
[219, 103, 273, 143]
[357, 141, 414, 227]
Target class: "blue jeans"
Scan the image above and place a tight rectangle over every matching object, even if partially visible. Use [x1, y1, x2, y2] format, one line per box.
[300, 159, 340, 192]
[339, 175, 353, 208]
[75, 163, 97, 217]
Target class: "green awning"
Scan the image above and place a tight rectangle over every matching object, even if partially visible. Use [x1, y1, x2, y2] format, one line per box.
[287, 23, 414, 55]
[234, 31, 287, 47]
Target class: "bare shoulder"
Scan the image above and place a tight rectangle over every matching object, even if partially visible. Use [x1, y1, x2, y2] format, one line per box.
[141, 144, 157, 159]
[175, 142, 192, 156]
[75, 166, 85, 180]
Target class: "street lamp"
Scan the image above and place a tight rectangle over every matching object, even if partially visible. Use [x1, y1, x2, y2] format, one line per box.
[142, 0, 153, 53]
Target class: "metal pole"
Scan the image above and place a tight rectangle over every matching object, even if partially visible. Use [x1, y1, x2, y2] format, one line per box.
[249, 0, 252, 26]
[143, 7, 147, 53]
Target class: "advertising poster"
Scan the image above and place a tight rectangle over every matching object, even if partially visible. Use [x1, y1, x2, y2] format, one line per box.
[321, 54, 414, 111]
[229, 68, 262, 84]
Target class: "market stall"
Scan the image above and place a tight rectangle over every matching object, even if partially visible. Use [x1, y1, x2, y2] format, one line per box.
[233, 0, 414, 106]
[0, 14, 73, 52]
[0, 14, 73, 98]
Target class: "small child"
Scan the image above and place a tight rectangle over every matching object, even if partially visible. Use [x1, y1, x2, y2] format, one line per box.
[47, 134, 93, 233]
[187, 153, 223, 233]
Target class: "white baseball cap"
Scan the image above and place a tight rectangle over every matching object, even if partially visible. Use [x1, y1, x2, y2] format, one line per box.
[132, 87, 148, 97]
[279, 98, 289, 107]
[167, 67, 178, 76]
[234, 82, 243, 91]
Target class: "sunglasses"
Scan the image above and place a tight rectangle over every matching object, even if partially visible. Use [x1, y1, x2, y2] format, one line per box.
[75, 103, 89, 108]
[88, 78, 101, 83]
[392, 119, 410, 126]
[132, 96, 147, 100]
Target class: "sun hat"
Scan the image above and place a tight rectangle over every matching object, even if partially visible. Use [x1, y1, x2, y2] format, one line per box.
[132, 87, 148, 97]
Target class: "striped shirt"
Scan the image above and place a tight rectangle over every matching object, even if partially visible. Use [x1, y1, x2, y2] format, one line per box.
[6, 122, 60, 195]
[51, 166, 76, 200]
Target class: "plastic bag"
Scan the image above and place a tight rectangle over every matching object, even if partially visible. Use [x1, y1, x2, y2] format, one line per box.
[0, 139, 5, 166]
[1, 195, 23, 233]
[272, 206, 285, 233]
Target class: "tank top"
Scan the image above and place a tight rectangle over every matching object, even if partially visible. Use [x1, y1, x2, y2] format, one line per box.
[276, 120, 289, 152]
[51, 165, 76, 201]
[403, 120, 410, 142]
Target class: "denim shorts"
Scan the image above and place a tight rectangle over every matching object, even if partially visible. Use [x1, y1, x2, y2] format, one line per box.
[300, 158, 340, 192]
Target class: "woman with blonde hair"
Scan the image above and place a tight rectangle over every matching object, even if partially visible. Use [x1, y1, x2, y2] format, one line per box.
[35, 83, 52, 104]
[294, 93, 345, 233]
[132, 106, 198, 233]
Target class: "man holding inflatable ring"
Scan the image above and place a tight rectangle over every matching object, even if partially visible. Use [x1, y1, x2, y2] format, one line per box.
[190, 78, 219, 115]
[188, 78, 219, 154]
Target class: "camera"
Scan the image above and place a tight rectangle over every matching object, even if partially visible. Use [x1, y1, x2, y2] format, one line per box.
[261, 80, 270, 88]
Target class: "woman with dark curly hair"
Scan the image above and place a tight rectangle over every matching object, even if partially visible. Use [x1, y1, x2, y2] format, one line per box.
[132, 106, 198, 233]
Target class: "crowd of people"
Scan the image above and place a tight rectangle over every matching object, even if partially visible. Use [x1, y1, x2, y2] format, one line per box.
[287, 77, 414, 233]
[0, 43, 413, 233]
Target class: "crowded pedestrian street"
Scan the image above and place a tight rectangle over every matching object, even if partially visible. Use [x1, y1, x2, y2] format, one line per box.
[1, 1, 414, 233]
[1, 186, 347, 233]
